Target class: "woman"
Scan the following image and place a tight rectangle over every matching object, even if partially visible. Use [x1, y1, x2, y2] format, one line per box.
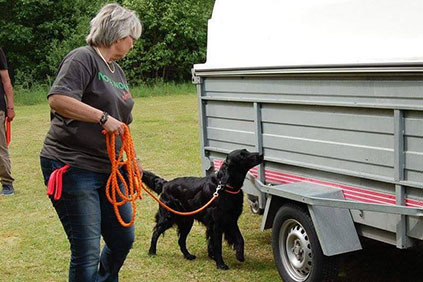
[40, 3, 142, 281]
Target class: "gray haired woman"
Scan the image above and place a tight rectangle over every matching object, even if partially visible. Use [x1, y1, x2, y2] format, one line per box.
[40, 3, 141, 281]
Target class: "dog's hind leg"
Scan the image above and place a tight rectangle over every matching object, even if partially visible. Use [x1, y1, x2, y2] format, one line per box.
[177, 218, 196, 260]
[149, 213, 173, 256]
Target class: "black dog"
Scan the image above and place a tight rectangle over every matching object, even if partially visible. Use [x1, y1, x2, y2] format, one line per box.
[142, 149, 263, 270]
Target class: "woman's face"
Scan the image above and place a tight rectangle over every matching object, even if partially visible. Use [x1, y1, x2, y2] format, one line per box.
[111, 36, 135, 60]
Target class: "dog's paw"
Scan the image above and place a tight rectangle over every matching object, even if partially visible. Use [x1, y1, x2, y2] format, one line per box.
[148, 250, 157, 256]
[217, 263, 229, 270]
[185, 254, 196, 260]
[236, 252, 245, 262]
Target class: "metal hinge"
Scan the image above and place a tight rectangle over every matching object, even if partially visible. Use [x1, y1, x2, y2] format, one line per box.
[191, 68, 202, 85]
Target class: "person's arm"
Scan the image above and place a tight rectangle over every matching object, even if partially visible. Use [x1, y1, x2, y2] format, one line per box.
[48, 94, 125, 135]
[0, 69, 15, 121]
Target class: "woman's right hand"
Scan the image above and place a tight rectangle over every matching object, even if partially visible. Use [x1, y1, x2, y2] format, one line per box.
[102, 115, 125, 136]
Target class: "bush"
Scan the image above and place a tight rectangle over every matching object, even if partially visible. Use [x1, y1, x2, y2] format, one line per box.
[0, 0, 214, 85]
[0, 0, 105, 85]
[122, 0, 214, 83]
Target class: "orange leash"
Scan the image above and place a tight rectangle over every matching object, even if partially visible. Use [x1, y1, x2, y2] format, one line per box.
[5, 117, 11, 146]
[105, 124, 220, 228]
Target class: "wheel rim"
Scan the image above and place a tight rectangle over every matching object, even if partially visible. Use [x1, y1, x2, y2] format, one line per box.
[250, 200, 260, 214]
[279, 219, 312, 281]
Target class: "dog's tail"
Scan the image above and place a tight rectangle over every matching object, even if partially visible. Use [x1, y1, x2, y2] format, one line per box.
[141, 170, 167, 194]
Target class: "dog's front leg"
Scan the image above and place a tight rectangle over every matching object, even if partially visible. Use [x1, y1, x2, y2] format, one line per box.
[233, 224, 245, 262]
[213, 226, 229, 270]
[206, 228, 215, 259]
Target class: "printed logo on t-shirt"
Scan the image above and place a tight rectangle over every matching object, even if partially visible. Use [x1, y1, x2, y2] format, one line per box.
[121, 91, 132, 101]
[98, 72, 132, 100]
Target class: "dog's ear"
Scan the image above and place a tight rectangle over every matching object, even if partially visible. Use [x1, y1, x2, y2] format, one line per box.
[217, 161, 230, 185]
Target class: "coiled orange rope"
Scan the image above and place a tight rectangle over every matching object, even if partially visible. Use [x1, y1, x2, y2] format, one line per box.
[104, 125, 143, 227]
[105, 124, 219, 228]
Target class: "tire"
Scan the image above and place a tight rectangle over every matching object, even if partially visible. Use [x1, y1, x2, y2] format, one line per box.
[248, 195, 264, 215]
[272, 203, 338, 282]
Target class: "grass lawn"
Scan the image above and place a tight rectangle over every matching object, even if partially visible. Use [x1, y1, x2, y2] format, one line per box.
[0, 94, 280, 282]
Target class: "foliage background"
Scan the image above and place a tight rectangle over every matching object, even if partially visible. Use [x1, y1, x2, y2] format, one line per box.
[0, 0, 214, 86]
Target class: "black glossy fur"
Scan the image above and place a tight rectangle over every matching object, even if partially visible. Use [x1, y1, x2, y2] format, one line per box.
[142, 149, 263, 270]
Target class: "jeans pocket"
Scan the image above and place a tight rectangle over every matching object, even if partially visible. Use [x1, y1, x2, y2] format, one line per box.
[40, 157, 65, 186]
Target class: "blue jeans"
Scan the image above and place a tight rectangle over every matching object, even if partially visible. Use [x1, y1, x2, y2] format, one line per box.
[40, 157, 135, 282]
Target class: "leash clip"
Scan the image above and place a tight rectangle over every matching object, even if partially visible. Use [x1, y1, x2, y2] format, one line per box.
[214, 183, 223, 197]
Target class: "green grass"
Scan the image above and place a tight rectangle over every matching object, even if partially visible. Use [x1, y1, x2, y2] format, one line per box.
[0, 94, 279, 282]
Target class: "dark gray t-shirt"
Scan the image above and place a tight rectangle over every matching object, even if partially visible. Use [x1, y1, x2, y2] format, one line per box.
[40, 46, 135, 173]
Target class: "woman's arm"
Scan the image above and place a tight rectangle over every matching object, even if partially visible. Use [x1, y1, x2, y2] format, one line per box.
[48, 94, 125, 135]
[0, 69, 15, 121]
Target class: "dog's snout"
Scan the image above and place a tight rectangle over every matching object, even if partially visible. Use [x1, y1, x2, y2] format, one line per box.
[250, 153, 264, 165]
[257, 154, 264, 164]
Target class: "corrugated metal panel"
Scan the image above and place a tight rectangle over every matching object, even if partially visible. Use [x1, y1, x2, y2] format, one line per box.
[262, 134, 392, 166]
[404, 111, 423, 182]
[203, 78, 423, 110]
[204, 78, 423, 98]
[205, 100, 253, 120]
[262, 123, 392, 148]
[262, 105, 393, 133]
[207, 128, 255, 145]
[207, 140, 256, 152]
[206, 117, 255, 132]
[264, 148, 393, 179]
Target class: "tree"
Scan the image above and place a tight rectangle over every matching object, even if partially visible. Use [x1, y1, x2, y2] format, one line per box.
[122, 0, 214, 83]
[0, 0, 215, 85]
[0, 0, 104, 85]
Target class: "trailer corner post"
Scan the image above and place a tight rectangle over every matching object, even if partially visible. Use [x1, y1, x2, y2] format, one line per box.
[394, 109, 412, 248]
[193, 70, 211, 176]
[254, 102, 266, 210]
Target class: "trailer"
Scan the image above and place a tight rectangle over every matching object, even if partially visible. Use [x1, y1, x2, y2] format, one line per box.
[193, 0, 423, 281]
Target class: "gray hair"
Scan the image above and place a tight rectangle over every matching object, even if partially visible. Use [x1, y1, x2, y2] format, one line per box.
[86, 3, 142, 47]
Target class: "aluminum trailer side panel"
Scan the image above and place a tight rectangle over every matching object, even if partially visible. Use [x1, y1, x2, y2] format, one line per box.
[195, 70, 423, 249]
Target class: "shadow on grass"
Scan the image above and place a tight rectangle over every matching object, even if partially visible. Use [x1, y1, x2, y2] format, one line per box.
[336, 238, 423, 282]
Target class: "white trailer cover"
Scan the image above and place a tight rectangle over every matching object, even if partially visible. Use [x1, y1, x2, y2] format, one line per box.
[195, 0, 423, 70]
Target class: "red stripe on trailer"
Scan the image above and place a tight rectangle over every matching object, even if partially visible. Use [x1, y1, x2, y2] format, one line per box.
[212, 159, 423, 208]
[264, 170, 396, 204]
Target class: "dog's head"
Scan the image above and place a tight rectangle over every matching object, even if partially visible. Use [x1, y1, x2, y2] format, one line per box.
[217, 149, 264, 188]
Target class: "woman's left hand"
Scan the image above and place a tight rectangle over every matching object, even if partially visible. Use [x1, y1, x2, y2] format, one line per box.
[101, 115, 125, 135]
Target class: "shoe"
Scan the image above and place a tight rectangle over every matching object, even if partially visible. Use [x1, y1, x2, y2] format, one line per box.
[1, 184, 14, 195]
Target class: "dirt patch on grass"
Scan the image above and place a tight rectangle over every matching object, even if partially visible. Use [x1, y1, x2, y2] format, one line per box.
[0, 235, 19, 248]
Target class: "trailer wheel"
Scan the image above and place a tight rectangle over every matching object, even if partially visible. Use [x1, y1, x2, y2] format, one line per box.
[248, 195, 264, 215]
[272, 203, 337, 282]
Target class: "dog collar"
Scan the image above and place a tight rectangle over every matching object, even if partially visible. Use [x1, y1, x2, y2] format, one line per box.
[223, 184, 242, 195]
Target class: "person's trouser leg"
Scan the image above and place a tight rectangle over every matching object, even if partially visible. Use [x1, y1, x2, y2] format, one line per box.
[41, 158, 106, 282]
[54, 188, 102, 282]
[41, 158, 135, 282]
[0, 111, 14, 185]
[97, 179, 135, 282]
